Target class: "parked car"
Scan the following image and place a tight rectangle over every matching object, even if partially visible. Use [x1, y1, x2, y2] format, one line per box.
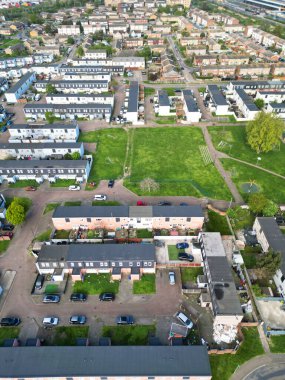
[176, 312, 193, 329]
[2, 224, 14, 231]
[42, 294, 60, 303]
[6, 120, 13, 127]
[35, 94, 41, 101]
[35, 274, 45, 290]
[94, 194, 107, 201]
[0, 317, 21, 326]
[70, 293, 87, 302]
[0, 232, 13, 239]
[68, 185, 80, 191]
[108, 179, 115, 188]
[176, 242, 189, 249]
[69, 315, 86, 325]
[99, 292, 115, 301]
[137, 200, 147, 206]
[42, 317, 59, 327]
[179, 202, 189, 206]
[116, 315, 134, 325]
[158, 201, 172, 206]
[178, 253, 194, 262]
[25, 186, 37, 191]
[169, 271, 175, 285]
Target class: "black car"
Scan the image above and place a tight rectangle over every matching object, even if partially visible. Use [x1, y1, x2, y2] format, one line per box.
[0, 317, 21, 326]
[116, 315, 134, 325]
[70, 293, 87, 302]
[158, 201, 172, 206]
[180, 202, 189, 206]
[99, 292, 115, 301]
[108, 179, 115, 188]
[178, 253, 194, 262]
[2, 224, 14, 231]
[43, 294, 60, 303]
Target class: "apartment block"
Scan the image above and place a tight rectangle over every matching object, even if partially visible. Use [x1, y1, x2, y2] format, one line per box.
[5, 71, 36, 103]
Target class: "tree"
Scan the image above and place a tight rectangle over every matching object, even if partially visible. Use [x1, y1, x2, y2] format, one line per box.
[254, 98, 264, 110]
[227, 206, 252, 230]
[6, 200, 25, 225]
[45, 111, 56, 124]
[46, 83, 57, 94]
[64, 153, 72, 160]
[246, 111, 283, 153]
[71, 152, 81, 160]
[256, 250, 281, 277]
[75, 45, 84, 58]
[263, 200, 278, 217]
[140, 178, 160, 193]
[200, 32, 206, 38]
[67, 36, 75, 45]
[76, 21, 84, 34]
[248, 193, 268, 214]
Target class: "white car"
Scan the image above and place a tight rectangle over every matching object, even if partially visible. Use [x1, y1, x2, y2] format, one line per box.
[94, 194, 107, 201]
[68, 185, 80, 191]
[176, 312, 193, 329]
[169, 271, 175, 285]
[43, 317, 59, 327]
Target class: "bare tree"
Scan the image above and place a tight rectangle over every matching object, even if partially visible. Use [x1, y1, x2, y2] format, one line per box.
[140, 178, 160, 193]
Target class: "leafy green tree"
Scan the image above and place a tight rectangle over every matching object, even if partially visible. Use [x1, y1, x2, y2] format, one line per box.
[248, 193, 268, 214]
[76, 21, 84, 34]
[256, 250, 281, 277]
[254, 98, 265, 109]
[227, 206, 253, 230]
[246, 111, 283, 153]
[45, 111, 56, 124]
[76, 45, 84, 58]
[64, 153, 72, 160]
[46, 83, 57, 94]
[263, 200, 278, 217]
[67, 36, 75, 45]
[71, 152, 81, 160]
[6, 200, 25, 225]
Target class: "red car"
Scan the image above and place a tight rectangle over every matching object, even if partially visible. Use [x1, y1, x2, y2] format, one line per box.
[0, 232, 13, 239]
[137, 200, 147, 206]
[25, 186, 37, 191]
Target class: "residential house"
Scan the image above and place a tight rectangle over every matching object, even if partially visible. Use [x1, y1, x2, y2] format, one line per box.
[52, 205, 204, 231]
[112, 56, 145, 69]
[232, 88, 259, 120]
[46, 93, 114, 106]
[158, 90, 171, 116]
[253, 217, 285, 298]
[85, 50, 108, 59]
[267, 102, 285, 118]
[126, 81, 139, 124]
[59, 64, 124, 75]
[182, 90, 201, 123]
[34, 80, 109, 94]
[207, 85, 229, 115]
[5, 71, 36, 104]
[57, 24, 80, 36]
[123, 38, 144, 49]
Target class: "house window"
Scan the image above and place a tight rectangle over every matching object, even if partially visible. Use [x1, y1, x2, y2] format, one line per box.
[137, 262, 140, 267]
[165, 217, 170, 222]
[183, 377, 189, 379]
[100, 262, 104, 267]
[53, 263, 57, 267]
[116, 217, 120, 222]
[111, 262, 115, 267]
[129, 262, 133, 267]
[87, 218, 91, 223]
[65, 218, 70, 222]
[187, 217, 191, 222]
[148, 262, 152, 266]
[90, 262, 94, 267]
[281, 275, 285, 283]
[119, 262, 123, 267]
[144, 262, 147, 267]
[70, 263, 74, 267]
[148, 377, 155, 379]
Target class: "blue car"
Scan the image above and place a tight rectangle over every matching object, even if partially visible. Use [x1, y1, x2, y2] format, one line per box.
[0, 126, 7, 133]
[176, 242, 189, 249]
[6, 120, 13, 127]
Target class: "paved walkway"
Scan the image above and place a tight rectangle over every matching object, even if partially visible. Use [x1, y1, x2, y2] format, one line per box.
[231, 354, 285, 380]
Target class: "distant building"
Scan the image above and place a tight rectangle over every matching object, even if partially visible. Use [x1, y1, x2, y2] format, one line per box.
[5, 72, 36, 103]
[182, 90, 201, 122]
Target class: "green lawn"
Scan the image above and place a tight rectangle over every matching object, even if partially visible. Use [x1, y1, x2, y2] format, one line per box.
[125, 128, 231, 200]
[64, 201, 81, 206]
[269, 335, 285, 353]
[0, 38, 21, 49]
[209, 125, 285, 176]
[181, 267, 203, 283]
[9, 180, 39, 188]
[168, 245, 180, 260]
[53, 230, 70, 239]
[50, 179, 76, 187]
[35, 228, 51, 242]
[73, 273, 119, 295]
[92, 201, 121, 206]
[144, 87, 155, 97]
[136, 229, 153, 238]
[133, 274, 156, 294]
[240, 246, 261, 268]
[45, 284, 59, 294]
[210, 327, 264, 380]
[52, 326, 89, 346]
[165, 88, 176, 96]
[79, 129, 128, 182]
[0, 240, 10, 254]
[102, 325, 155, 345]
[206, 210, 232, 235]
[155, 116, 177, 124]
[0, 327, 20, 346]
[221, 158, 285, 203]
[43, 203, 60, 214]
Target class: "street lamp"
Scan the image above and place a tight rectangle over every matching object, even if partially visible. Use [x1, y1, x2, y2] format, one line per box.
[256, 157, 261, 166]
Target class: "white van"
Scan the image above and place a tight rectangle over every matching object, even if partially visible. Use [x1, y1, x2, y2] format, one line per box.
[176, 312, 193, 329]
[94, 194, 107, 201]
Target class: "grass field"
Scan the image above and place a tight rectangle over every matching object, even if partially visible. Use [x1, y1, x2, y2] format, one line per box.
[92, 201, 121, 206]
[73, 273, 119, 295]
[269, 335, 285, 353]
[0, 327, 20, 346]
[102, 325, 155, 345]
[0, 39, 21, 49]
[79, 129, 128, 182]
[50, 179, 76, 188]
[210, 327, 264, 380]
[206, 210, 232, 235]
[0, 240, 10, 254]
[35, 228, 51, 242]
[125, 128, 231, 200]
[221, 158, 285, 203]
[209, 125, 285, 176]
[133, 274, 156, 294]
[52, 326, 89, 346]
[45, 284, 59, 294]
[43, 203, 60, 214]
[181, 267, 203, 283]
[168, 245, 180, 260]
[144, 87, 155, 97]
[9, 180, 39, 188]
